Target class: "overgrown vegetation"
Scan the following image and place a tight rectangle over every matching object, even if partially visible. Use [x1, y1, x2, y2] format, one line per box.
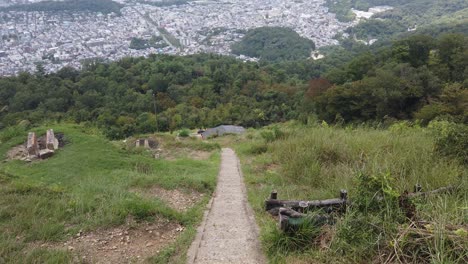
[0, 123, 219, 262]
[233, 121, 467, 263]
[231, 27, 316, 62]
[2, 0, 123, 15]
[129, 36, 168, 50]
[327, 0, 468, 40]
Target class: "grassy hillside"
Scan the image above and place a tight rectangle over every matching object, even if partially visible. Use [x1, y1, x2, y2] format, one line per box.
[0, 124, 220, 263]
[229, 121, 467, 263]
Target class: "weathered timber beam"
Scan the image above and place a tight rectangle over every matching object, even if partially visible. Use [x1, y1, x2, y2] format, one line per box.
[279, 207, 306, 218]
[407, 185, 457, 198]
[266, 198, 346, 211]
[266, 189, 347, 213]
[278, 208, 334, 232]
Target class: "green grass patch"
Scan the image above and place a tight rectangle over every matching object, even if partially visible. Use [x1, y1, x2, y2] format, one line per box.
[234, 121, 467, 263]
[0, 123, 220, 262]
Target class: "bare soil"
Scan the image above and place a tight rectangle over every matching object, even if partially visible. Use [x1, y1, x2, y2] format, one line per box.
[161, 149, 212, 161]
[131, 186, 204, 212]
[6, 144, 27, 160]
[38, 217, 183, 263]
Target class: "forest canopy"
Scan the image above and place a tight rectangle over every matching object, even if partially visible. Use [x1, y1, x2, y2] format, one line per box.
[2, 0, 124, 15]
[231, 27, 316, 62]
[0, 33, 466, 139]
[328, 0, 468, 40]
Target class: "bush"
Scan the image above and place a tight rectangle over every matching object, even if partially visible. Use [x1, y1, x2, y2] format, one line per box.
[260, 126, 286, 143]
[428, 120, 468, 164]
[0, 125, 27, 143]
[333, 172, 403, 259]
[246, 143, 268, 154]
[178, 129, 190, 138]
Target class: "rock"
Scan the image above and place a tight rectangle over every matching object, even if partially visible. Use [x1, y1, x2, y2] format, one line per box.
[39, 149, 54, 159]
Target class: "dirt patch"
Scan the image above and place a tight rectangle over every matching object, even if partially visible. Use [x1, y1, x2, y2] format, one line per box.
[159, 149, 212, 161]
[38, 217, 183, 263]
[188, 150, 212, 160]
[6, 144, 27, 160]
[132, 186, 204, 212]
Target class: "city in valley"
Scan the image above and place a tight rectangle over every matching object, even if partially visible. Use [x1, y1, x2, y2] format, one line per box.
[0, 0, 360, 76]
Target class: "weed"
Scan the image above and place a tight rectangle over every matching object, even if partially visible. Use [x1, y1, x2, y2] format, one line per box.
[234, 122, 467, 263]
[178, 129, 190, 138]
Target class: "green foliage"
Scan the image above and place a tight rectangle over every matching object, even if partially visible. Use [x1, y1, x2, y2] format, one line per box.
[0, 124, 26, 143]
[329, 0, 468, 40]
[429, 120, 468, 164]
[2, 0, 123, 15]
[260, 126, 286, 143]
[310, 33, 467, 124]
[231, 27, 315, 62]
[235, 123, 466, 262]
[129, 36, 168, 50]
[0, 54, 303, 139]
[178, 129, 190, 138]
[263, 217, 321, 256]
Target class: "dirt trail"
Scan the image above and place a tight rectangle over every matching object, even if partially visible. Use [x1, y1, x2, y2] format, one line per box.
[187, 148, 266, 264]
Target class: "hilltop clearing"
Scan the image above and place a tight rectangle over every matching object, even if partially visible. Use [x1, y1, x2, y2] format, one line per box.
[0, 124, 220, 263]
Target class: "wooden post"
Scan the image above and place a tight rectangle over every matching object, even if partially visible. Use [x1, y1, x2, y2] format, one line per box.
[340, 189, 348, 200]
[270, 190, 277, 200]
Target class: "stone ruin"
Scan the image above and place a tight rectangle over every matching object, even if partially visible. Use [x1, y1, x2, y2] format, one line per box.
[135, 138, 158, 149]
[27, 129, 60, 160]
[134, 138, 162, 159]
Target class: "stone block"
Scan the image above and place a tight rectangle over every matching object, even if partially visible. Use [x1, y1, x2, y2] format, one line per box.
[46, 129, 59, 150]
[27, 132, 39, 157]
[39, 149, 54, 159]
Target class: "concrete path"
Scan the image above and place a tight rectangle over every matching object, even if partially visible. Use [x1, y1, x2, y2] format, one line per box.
[187, 148, 266, 264]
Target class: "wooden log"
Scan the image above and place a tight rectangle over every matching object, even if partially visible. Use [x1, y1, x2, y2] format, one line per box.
[270, 190, 277, 200]
[278, 207, 334, 232]
[266, 197, 346, 212]
[407, 185, 456, 198]
[279, 207, 306, 218]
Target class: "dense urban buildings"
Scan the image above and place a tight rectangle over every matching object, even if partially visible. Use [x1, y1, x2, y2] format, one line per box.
[0, 0, 359, 75]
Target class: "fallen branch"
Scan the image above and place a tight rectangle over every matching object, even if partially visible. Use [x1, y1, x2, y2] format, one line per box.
[407, 185, 457, 198]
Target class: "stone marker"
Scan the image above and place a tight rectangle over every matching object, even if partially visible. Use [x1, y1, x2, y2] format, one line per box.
[27, 132, 39, 157]
[46, 129, 59, 150]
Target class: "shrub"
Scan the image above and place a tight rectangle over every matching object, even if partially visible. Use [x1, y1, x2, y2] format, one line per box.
[178, 129, 190, 138]
[260, 126, 286, 143]
[333, 172, 403, 259]
[0, 125, 27, 143]
[428, 120, 468, 164]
